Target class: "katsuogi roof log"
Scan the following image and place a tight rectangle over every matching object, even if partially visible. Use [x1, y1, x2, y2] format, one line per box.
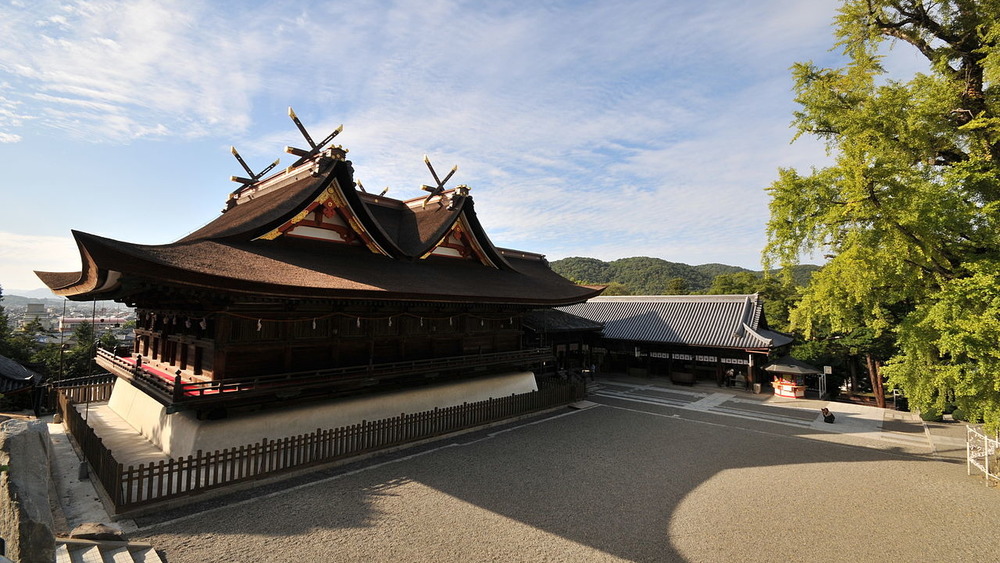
[36, 117, 601, 307]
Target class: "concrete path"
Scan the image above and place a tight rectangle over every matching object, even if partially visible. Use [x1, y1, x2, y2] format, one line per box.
[48, 419, 111, 531]
[591, 374, 964, 459]
[47, 406, 152, 535]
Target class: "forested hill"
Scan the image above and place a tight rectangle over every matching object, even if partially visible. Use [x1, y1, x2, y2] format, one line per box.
[550, 256, 819, 294]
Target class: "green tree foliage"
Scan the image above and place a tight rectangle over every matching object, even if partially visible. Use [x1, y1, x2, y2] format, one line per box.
[552, 257, 817, 308]
[0, 287, 37, 364]
[603, 257, 710, 294]
[601, 282, 632, 296]
[890, 262, 1000, 425]
[551, 257, 741, 294]
[707, 271, 800, 332]
[663, 277, 689, 295]
[46, 320, 103, 380]
[707, 271, 761, 295]
[550, 257, 611, 284]
[689, 263, 748, 281]
[770, 265, 821, 287]
[765, 1, 1000, 427]
[6, 319, 44, 364]
[72, 321, 96, 370]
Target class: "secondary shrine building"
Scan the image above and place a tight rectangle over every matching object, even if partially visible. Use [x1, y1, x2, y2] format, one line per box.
[548, 295, 794, 388]
[37, 122, 601, 455]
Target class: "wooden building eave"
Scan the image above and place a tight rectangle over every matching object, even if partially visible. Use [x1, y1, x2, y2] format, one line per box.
[38, 230, 601, 306]
[36, 143, 595, 307]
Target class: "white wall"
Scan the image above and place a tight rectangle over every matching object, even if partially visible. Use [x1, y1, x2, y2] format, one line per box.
[108, 372, 538, 458]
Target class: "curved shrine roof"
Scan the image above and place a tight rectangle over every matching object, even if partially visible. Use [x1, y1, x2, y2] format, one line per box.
[37, 145, 600, 307]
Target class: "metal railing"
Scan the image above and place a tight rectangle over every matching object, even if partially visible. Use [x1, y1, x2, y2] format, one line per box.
[968, 425, 1000, 486]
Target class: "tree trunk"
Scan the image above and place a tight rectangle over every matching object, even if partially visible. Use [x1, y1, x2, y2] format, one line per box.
[866, 353, 885, 408]
[848, 356, 858, 396]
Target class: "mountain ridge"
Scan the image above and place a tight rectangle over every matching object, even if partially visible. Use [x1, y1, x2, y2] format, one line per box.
[550, 256, 818, 294]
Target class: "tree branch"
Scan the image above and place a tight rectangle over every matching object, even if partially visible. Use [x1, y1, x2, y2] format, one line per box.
[863, 181, 957, 278]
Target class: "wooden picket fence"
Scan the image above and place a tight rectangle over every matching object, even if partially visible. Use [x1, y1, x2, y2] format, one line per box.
[57, 391, 122, 510]
[57, 379, 583, 514]
[49, 374, 116, 405]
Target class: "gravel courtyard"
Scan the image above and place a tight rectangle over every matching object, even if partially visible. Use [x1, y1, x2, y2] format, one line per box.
[132, 401, 999, 562]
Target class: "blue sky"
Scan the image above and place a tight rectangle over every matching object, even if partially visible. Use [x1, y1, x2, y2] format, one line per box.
[0, 0, 919, 292]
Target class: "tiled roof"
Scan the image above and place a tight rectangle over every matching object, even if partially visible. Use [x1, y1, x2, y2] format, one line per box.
[763, 355, 822, 374]
[559, 295, 793, 350]
[0, 355, 42, 393]
[522, 308, 604, 333]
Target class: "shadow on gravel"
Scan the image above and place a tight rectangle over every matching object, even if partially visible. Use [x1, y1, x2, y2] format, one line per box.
[411, 404, 945, 561]
[134, 400, 964, 562]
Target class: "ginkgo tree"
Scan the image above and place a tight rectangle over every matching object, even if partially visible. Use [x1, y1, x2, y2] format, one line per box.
[765, 0, 1000, 428]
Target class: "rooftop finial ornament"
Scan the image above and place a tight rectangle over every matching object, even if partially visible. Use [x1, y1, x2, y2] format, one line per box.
[421, 155, 459, 208]
[285, 107, 344, 167]
[225, 146, 281, 208]
[229, 146, 280, 188]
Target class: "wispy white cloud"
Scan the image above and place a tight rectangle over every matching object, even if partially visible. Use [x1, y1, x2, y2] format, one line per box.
[0, 0, 287, 141]
[0, 0, 921, 290]
[0, 232, 80, 290]
[213, 1, 852, 271]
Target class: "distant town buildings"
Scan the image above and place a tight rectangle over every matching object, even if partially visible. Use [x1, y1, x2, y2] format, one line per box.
[2, 296, 134, 346]
[19, 303, 54, 331]
[58, 316, 128, 333]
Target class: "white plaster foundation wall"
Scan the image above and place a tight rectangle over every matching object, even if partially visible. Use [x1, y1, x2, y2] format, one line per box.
[108, 371, 537, 458]
[107, 379, 175, 452]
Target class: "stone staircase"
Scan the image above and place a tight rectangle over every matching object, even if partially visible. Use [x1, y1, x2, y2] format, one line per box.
[55, 539, 163, 563]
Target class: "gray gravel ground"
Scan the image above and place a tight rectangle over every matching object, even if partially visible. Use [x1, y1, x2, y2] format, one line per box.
[132, 402, 1000, 562]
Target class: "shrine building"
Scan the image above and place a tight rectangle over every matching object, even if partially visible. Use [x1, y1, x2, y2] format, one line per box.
[37, 115, 602, 456]
[555, 295, 794, 388]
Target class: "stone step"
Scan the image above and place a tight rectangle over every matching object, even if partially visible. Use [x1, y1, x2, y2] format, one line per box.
[55, 539, 163, 563]
[55, 543, 72, 563]
[130, 546, 164, 563]
[74, 544, 104, 563]
[105, 546, 133, 563]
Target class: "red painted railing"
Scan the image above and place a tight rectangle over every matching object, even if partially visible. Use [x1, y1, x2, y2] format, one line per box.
[96, 347, 552, 410]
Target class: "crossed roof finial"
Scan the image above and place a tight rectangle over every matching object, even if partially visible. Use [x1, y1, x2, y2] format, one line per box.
[420, 155, 459, 208]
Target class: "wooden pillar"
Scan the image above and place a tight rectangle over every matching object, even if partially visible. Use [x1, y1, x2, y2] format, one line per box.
[193, 345, 203, 376]
[213, 315, 230, 380]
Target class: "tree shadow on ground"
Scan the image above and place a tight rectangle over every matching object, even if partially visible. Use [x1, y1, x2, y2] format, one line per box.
[131, 399, 996, 562]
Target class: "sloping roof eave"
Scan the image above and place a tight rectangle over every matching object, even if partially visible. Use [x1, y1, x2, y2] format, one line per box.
[38, 233, 601, 306]
[558, 295, 791, 350]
